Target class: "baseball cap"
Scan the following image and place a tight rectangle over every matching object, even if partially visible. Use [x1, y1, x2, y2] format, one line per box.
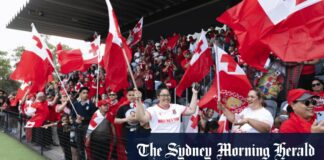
[287, 89, 316, 105]
[97, 99, 111, 107]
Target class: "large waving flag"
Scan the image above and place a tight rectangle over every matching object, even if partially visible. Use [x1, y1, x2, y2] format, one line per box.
[103, 0, 132, 92]
[199, 46, 252, 133]
[198, 45, 251, 114]
[176, 30, 213, 96]
[57, 36, 101, 74]
[127, 17, 143, 48]
[217, 0, 324, 70]
[10, 24, 54, 93]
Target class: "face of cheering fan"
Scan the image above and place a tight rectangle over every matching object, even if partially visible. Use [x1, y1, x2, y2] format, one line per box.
[158, 89, 171, 106]
[291, 99, 316, 120]
[311, 80, 324, 93]
[126, 90, 135, 103]
[100, 104, 109, 113]
[247, 90, 261, 106]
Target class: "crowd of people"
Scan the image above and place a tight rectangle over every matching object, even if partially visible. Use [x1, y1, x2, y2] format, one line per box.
[1, 26, 324, 160]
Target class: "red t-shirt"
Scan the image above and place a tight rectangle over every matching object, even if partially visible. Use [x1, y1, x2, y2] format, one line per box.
[165, 78, 177, 89]
[47, 104, 60, 122]
[301, 64, 315, 75]
[144, 71, 154, 91]
[180, 59, 190, 70]
[28, 101, 50, 127]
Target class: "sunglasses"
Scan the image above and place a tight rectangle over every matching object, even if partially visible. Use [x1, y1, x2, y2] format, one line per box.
[299, 99, 317, 106]
[312, 83, 321, 87]
[159, 94, 170, 97]
[108, 94, 116, 96]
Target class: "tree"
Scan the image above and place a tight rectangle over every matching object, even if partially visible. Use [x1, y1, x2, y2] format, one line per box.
[11, 46, 24, 67]
[0, 50, 12, 79]
[0, 50, 19, 93]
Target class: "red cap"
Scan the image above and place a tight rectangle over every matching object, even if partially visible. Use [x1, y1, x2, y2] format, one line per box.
[97, 99, 111, 107]
[287, 89, 315, 105]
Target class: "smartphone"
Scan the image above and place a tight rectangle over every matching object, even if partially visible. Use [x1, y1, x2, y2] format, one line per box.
[316, 111, 324, 122]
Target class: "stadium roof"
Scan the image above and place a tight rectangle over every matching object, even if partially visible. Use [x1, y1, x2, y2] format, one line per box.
[7, 0, 240, 41]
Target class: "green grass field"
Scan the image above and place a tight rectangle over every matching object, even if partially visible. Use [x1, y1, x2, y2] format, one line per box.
[0, 132, 45, 160]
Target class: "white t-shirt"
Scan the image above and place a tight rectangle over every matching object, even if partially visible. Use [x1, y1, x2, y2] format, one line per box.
[232, 107, 274, 133]
[146, 104, 187, 133]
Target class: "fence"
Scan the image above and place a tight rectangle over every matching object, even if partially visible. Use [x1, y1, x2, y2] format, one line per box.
[0, 109, 126, 160]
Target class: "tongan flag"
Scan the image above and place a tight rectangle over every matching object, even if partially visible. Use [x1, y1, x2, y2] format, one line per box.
[103, 0, 132, 92]
[57, 36, 101, 74]
[176, 30, 213, 96]
[10, 24, 54, 92]
[198, 46, 251, 114]
[217, 0, 324, 69]
[127, 17, 143, 48]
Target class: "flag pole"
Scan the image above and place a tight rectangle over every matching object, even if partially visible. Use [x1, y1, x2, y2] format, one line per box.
[121, 45, 138, 90]
[96, 38, 100, 107]
[53, 69, 78, 115]
[96, 60, 100, 106]
[214, 43, 226, 132]
[213, 43, 221, 102]
[185, 88, 188, 105]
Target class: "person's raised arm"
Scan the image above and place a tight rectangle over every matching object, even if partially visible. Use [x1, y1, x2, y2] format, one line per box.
[183, 85, 199, 116]
[134, 90, 150, 123]
[218, 103, 235, 123]
[48, 94, 59, 106]
[56, 101, 68, 113]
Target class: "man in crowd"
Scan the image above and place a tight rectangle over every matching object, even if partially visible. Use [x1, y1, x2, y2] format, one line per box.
[115, 88, 146, 155]
[86, 99, 116, 160]
[70, 87, 97, 160]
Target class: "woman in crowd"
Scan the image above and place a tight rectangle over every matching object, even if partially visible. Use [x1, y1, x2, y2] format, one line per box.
[135, 84, 198, 133]
[280, 89, 324, 133]
[311, 78, 324, 94]
[310, 78, 324, 105]
[219, 89, 274, 133]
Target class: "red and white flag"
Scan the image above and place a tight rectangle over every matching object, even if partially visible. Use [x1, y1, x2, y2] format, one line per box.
[198, 45, 252, 132]
[127, 17, 143, 48]
[217, 0, 324, 70]
[88, 110, 105, 133]
[57, 36, 101, 74]
[217, 114, 230, 133]
[103, 0, 132, 92]
[185, 107, 199, 133]
[176, 30, 213, 96]
[10, 24, 54, 92]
